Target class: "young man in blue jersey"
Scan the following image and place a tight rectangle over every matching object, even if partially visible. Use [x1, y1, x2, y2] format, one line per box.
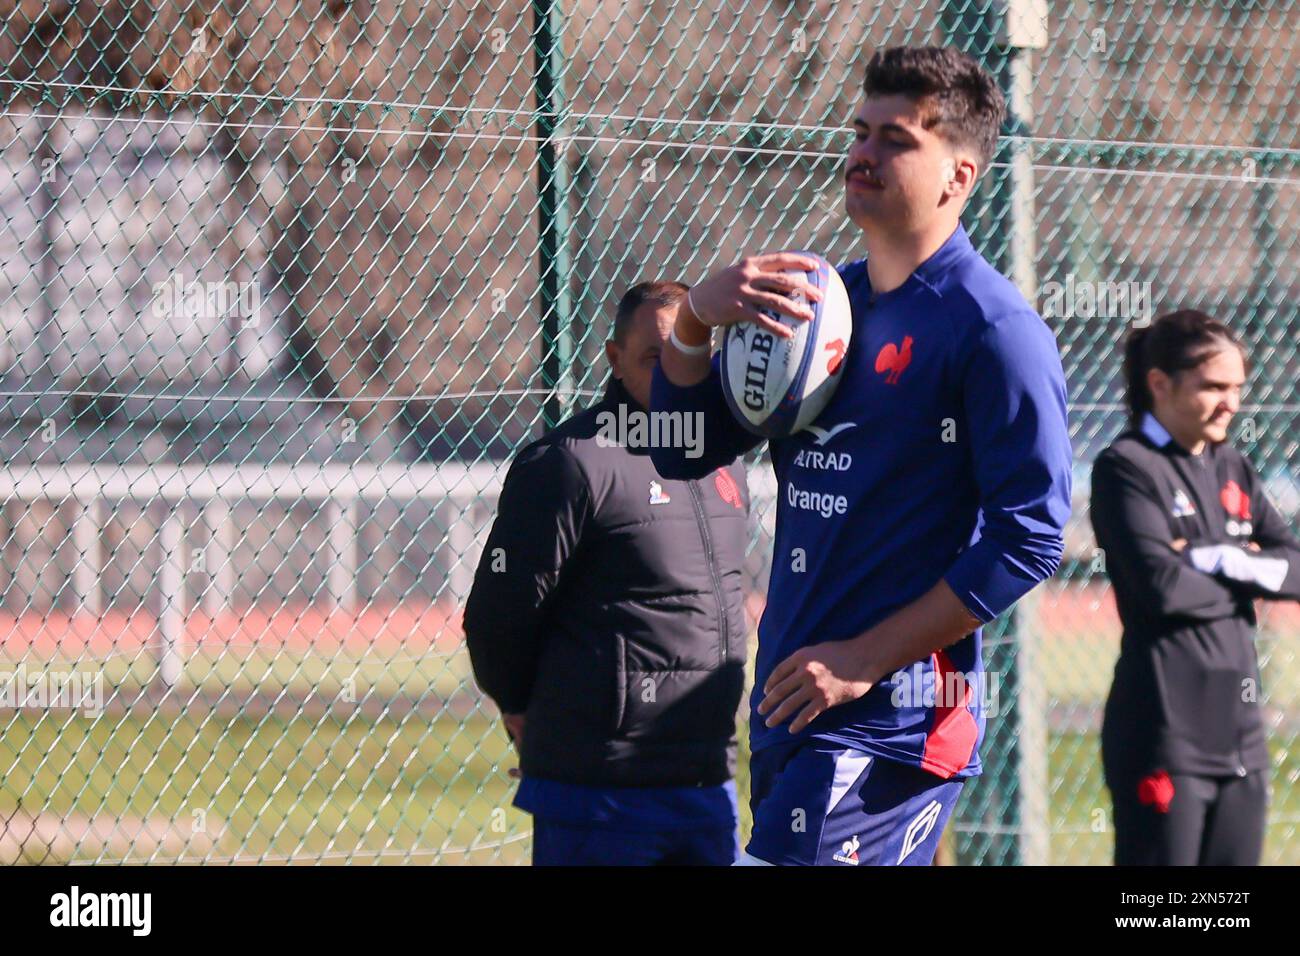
[650, 46, 1073, 865]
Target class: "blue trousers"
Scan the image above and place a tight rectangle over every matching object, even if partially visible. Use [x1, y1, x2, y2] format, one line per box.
[532, 819, 739, 866]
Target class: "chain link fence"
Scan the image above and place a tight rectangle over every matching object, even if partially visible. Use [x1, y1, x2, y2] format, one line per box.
[1, 0, 1296, 864]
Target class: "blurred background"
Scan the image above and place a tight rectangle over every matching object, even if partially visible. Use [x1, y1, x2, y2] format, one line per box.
[0, 0, 1296, 863]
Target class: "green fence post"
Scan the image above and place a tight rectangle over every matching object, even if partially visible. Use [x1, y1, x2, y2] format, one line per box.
[943, 0, 1049, 866]
[532, 0, 576, 429]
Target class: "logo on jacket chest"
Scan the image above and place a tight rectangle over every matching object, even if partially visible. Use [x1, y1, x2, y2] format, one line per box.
[714, 470, 744, 509]
[648, 480, 671, 506]
[1170, 488, 1196, 518]
[1220, 479, 1253, 536]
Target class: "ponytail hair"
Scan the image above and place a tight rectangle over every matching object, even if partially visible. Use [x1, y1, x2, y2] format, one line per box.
[1123, 310, 1248, 427]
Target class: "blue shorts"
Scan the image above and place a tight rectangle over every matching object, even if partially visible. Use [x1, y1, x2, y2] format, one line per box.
[532, 819, 738, 866]
[746, 739, 964, 866]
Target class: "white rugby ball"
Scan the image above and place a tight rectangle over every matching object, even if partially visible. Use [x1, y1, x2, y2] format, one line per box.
[720, 252, 852, 438]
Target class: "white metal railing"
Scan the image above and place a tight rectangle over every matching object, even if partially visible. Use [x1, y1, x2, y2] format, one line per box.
[0, 458, 1269, 693]
[0, 462, 506, 685]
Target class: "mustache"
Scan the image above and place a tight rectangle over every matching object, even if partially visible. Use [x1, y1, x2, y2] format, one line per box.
[846, 166, 884, 184]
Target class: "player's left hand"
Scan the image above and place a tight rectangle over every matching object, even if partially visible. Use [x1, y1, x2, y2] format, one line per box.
[758, 641, 875, 734]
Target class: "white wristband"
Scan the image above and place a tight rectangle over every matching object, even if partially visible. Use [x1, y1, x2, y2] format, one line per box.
[669, 323, 710, 356]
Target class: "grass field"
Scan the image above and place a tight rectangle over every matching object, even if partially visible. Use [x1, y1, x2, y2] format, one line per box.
[2, 590, 1297, 864]
[2, 711, 1297, 865]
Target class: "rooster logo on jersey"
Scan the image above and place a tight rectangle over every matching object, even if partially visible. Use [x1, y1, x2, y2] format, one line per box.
[875, 336, 914, 384]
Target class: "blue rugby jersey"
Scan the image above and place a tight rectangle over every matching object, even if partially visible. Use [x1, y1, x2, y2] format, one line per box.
[650, 224, 1073, 778]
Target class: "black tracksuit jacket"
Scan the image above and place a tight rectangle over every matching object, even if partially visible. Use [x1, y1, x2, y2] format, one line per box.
[463, 378, 750, 788]
[1090, 418, 1300, 779]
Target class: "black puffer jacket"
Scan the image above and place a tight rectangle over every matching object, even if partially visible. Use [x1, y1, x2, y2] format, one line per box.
[464, 378, 750, 787]
[1091, 416, 1300, 779]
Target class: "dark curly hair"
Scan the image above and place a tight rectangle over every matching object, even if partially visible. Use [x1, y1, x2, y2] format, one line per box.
[862, 46, 1007, 173]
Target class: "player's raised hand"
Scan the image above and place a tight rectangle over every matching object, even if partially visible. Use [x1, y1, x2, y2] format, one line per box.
[757, 640, 875, 734]
[686, 252, 825, 340]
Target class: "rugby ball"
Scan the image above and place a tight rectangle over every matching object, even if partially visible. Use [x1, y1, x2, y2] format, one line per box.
[720, 252, 852, 438]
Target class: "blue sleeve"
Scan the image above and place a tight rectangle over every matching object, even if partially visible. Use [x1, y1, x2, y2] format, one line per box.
[649, 352, 763, 479]
[943, 311, 1074, 622]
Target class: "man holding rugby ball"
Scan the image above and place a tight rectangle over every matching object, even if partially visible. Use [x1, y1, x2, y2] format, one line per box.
[651, 46, 1073, 865]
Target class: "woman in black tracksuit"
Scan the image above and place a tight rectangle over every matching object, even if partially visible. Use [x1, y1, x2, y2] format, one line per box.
[1090, 310, 1300, 865]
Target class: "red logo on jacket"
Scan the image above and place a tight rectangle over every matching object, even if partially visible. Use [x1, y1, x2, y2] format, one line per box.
[875, 336, 913, 384]
[1220, 480, 1251, 520]
[1137, 770, 1176, 814]
[714, 470, 743, 509]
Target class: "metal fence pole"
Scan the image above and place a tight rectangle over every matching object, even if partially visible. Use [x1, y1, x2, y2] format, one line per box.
[944, 0, 1049, 866]
[533, 0, 576, 429]
[71, 499, 101, 617]
[155, 501, 186, 689]
[1003, 0, 1050, 869]
[201, 499, 233, 617]
[326, 497, 357, 610]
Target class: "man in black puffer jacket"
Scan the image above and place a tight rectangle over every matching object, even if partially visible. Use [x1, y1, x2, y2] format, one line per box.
[464, 280, 750, 865]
